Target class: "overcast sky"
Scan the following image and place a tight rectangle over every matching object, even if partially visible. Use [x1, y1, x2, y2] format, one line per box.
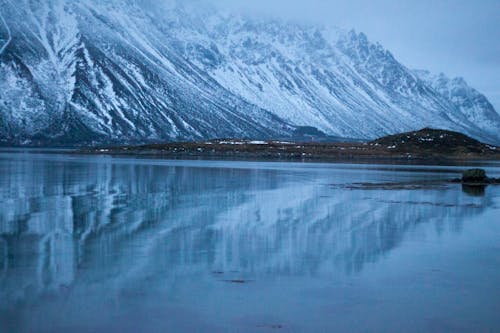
[198, 0, 500, 112]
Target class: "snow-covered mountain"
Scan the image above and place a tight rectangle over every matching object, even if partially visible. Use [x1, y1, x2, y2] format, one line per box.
[0, 0, 499, 145]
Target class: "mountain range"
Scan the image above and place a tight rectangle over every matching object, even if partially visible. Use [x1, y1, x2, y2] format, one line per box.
[0, 0, 499, 145]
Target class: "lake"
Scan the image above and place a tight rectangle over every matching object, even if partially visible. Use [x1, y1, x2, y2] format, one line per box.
[0, 151, 499, 332]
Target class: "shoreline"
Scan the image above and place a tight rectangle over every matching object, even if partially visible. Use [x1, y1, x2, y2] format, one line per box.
[1, 149, 499, 167]
[73, 140, 500, 166]
[2, 129, 499, 165]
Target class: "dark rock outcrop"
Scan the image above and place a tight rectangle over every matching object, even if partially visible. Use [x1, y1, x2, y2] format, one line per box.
[462, 169, 487, 183]
[451, 168, 500, 185]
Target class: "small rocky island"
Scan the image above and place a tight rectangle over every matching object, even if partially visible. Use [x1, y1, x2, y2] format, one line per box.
[452, 169, 500, 185]
[451, 168, 500, 196]
[83, 128, 500, 162]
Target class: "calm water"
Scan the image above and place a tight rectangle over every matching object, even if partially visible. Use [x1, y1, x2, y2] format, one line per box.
[0, 152, 499, 332]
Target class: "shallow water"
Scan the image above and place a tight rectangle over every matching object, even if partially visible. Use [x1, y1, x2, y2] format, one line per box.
[0, 152, 499, 332]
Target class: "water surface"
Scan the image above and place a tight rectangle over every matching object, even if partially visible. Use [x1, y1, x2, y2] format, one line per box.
[0, 152, 499, 332]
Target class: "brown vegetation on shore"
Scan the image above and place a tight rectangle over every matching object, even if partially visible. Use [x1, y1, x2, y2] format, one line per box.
[82, 128, 500, 162]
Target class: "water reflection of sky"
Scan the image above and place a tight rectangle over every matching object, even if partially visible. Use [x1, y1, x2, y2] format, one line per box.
[0, 153, 499, 332]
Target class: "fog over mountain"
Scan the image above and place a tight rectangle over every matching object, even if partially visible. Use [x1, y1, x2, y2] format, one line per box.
[207, 0, 500, 112]
[0, 0, 499, 145]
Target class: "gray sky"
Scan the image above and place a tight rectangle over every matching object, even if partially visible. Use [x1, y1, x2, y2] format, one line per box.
[201, 0, 500, 112]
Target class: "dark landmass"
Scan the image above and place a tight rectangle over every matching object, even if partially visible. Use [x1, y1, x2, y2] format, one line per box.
[334, 181, 450, 191]
[371, 128, 498, 156]
[80, 128, 500, 162]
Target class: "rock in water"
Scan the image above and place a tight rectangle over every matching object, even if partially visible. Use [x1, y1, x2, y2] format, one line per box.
[462, 169, 487, 183]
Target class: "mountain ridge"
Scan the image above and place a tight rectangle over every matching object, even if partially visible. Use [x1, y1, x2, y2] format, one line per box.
[0, 0, 499, 146]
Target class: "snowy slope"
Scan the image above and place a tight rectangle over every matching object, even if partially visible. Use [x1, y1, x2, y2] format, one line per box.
[414, 70, 500, 138]
[0, 0, 498, 145]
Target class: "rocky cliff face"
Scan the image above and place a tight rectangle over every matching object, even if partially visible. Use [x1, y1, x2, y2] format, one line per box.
[0, 0, 499, 145]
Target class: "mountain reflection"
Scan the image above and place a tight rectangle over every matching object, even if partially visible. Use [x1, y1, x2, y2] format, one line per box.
[0, 155, 490, 307]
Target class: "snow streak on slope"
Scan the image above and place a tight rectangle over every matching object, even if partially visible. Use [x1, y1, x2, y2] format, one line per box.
[0, 0, 498, 145]
[0, 11, 11, 55]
